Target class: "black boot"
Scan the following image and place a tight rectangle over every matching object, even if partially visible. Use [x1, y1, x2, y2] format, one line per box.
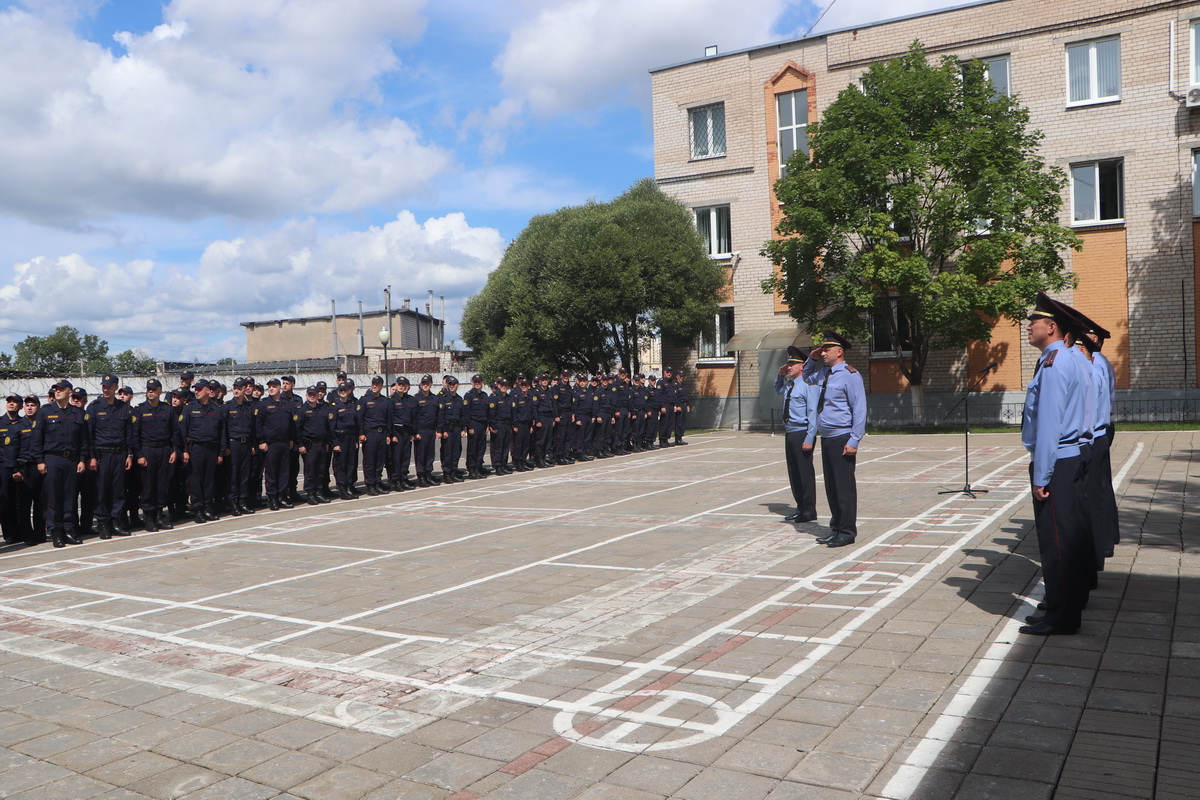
[238, 500, 256, 515]
[305, 491, 320, 506]
[143, 514, 159, 533]
[338, 484, 354, 500]
[51, 529, 65, 548]
[205, 504, 220, 522]
[314, 491, 331, 503]
[277, 494, 294, 509]
[158, 511, 174, 530]
[64, 528, 83, 544]
[268, 495, 280, 511]
[112, 519, 131, 537]
[98, 520, 112, 540]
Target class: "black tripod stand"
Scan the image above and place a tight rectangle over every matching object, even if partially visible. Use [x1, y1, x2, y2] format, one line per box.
[938, 362, 998, 498]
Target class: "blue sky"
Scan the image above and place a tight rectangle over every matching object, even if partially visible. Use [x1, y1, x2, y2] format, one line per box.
[0, 0, 960, 364]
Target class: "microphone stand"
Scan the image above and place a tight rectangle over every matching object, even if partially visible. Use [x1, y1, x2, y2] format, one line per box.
[938, 364, 996, 498]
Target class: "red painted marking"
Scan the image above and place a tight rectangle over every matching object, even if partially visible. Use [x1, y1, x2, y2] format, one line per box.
[640, 671, 688, 693]
[695, 634, 750, 664]
[758, 606, 801, 627]
[500, 750, 550, 776]
[533, 737, 572, 757]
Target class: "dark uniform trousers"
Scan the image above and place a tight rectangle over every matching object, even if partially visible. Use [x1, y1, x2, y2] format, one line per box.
[573, 419, 592, 456]
[630, 413, 646, 447]
[250, 446, 265, 502]
[78, 467, 97, 533]
[490, 426, 511, 468]
[188, 442, 220, 513]
[390, 429, 413, 480]
[595, 413, 613, 452]
[263, 441, 291, 496]
[554, 414, 573, 455]
[441, 428, 463, 473]
[512, 424, 532, 465]
[1032, 450, 1093, 631]
[658, 408, 674, 445]
[140, 443, 174, 517]
[226, 439, 253, 504]
[0, 472, 20, 542]
[170, 455, 189, 515]
[614, 411, 628, 448]
[644, 411, 658, 446]
[362, 429, 388, 484]
[535, 418, 554, 460]
[18, 462, 45, 543]
[1085, 428, 1119, 565]
[302, 441, 328, 494]
[821, 433, 857, 539]
[466, 423, 488, 470]
[93, 448, 127, 523]
[44, 453, 82, 533]
[674, 407, 687, 440]
[334, 432, 359, 487]
[414, 429, 437, 477]
[784, 431, 817, 519]
[124, 462, 141, 523]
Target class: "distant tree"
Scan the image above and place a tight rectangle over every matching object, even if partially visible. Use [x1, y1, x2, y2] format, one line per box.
[11, 326, 112, 374]
[112, 349, 157, 375]
[462, 179, 725, 378]
[215, 357, 239, 366]
[763, 42, 1079, 419]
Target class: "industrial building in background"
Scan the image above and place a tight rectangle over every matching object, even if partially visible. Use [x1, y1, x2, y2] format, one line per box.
[653, 0, 1200, 428]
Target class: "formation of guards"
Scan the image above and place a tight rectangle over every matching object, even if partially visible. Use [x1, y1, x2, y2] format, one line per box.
[0, 366, 692, 549]
[1018, 292, 1119, 636]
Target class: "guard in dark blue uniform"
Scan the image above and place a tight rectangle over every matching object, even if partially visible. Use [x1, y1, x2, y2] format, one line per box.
[438, 376, 466, 482]
[221, 378, 257, 516]
[488, 378, 514, 474]
[644, 376, 660, 450]
[181, 380, 225, 523]
[511, 375, 534, 471]
[413, 375, 440, 486]
[278, 376, 303, 503]
[115, 385, 143, 530]
[657, 367, 677, 446]
[329, 381, 361, 499]
[298, 386, 334, 504]
[32, 381, 90, 546]
[613, 369, 631, 454]
[594, 374, 615, 457]
[256, 379, 297, 510]
[775, 346, 819, 524]
[571, 375, 594, 461]
[358, 376, 392, 495]
[672, 369, 690, 445]
[1020, 294, 1094, 635]
[803, 330, 867, 548]
[14, 396, 45, 544]
[629, 374, 649, 452]
[133, 379, 179, 531]
[1, 395, 24, 543]
[463, 374, 491, 479]
[71, 387, 98, 536]
[388, 377, 417, 491]
[532, 374, 555, 467]
[553, 371, 575, 464]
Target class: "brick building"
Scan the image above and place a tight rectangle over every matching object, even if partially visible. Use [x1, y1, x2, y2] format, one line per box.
[652, 0, 1200, 427]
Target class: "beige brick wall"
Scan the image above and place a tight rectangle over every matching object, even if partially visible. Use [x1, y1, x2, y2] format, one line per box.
[653, 0, 1200, 399]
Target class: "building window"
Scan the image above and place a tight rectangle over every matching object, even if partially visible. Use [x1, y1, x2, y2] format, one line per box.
[1067, 37, 1120, 106]
[981, 55, 1010, 97]
[870, 298, 913, 355]
[698, 307, 735, 360]
[1192, 21, 1200, 84]
[776, 89, 809, 177]
[695, 205, 731, 257]
[1071, 159, 1124, 224]
[689, 103, 726, 159]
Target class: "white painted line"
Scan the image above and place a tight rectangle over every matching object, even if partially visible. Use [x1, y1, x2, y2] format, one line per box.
[878, 441, 1144, 800]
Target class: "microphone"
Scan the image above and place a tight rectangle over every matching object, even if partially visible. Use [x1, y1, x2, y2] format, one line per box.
[979, 361, 999, 375]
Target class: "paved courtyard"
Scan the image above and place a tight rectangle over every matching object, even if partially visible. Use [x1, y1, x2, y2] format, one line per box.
[0, 429, 1195, 799]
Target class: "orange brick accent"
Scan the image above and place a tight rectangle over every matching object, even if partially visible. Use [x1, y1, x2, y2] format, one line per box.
[694, 363, 737, 397]
[719, 265, 733, 303]
[869, 359, 911, 393]
[765, 62, 815, 316]
[967, 316, 1024, 392]
[1074, 228, 1129, 389]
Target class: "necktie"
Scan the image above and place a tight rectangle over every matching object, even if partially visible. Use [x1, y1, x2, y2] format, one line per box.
[817, 373, 830, 413]
[784, 381, 793, 424]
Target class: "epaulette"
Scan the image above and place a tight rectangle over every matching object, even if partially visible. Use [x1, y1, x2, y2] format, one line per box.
[1043, 350, 1057, 367]
[844, 365, 858, 374]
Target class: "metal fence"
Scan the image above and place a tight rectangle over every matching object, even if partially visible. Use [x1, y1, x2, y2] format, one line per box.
[755, 397, 1199, 432]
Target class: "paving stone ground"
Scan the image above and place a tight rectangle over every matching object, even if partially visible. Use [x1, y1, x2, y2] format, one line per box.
[0, 430, 1194, 799]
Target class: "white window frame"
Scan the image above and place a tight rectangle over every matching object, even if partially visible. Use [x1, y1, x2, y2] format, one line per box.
[870, 297, 914, 358]
[695, 205, 732, 258]
[1066, 36, 1121, 107]
[776, 89, 809, 178]
[1192, 21, 1200, 85]
[980, 55, 1011, 97]
[1070, 159, 1124, 225]
[697, 307, 735, 362]
[689, 103, 726, 160]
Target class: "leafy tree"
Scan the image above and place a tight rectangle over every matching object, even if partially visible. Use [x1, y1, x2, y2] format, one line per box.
[112, 349, 158, 375]
[463, 179, 725, 378]
[10, 326, 112, 375]
[763, 42, 1080, 418]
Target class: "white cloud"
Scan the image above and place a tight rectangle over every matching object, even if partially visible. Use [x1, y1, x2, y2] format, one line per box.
[0, 212, 506, 361]
[495, 0, 791, 116]
[0, 1, 451, 226]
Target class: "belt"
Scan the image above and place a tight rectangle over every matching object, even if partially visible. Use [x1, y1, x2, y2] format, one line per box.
[335, 429, 357, 435]
[365, 426, 386, 433]
[95, 445, 125, 454]
[301, 438, 328, 446]
[49, 450, 79, 459]
[228, 436, 250, 443]
[189, 440, 219, 447]
[143, 440, 171, 447]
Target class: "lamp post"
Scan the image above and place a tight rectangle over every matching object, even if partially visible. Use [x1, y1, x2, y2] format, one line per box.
[379, 326, 391, 388]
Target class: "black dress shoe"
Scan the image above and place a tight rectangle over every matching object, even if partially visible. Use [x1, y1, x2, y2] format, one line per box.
[98, 520, 112, 540]
[158, 512, 174, 530]
[825, 534, 855, 548]
[1019, 621, 1077, 636]
[783, 513, 800, 522]
[112, 524, 131, 537]
[1036, 602, 1047, 611]
[795, 514, 818, 523]
[815, 533, 836, 544]
[277, 496, 294, 509]
[306, 492, 320, 506]
[1024, 614, 1044, 625]
[143, 519, 159, 532]
[268, 496, 280, 511]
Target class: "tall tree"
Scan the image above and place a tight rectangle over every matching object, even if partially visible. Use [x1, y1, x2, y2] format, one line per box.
[10, 326, 112, 374]
[763, 42, 1079, 418]
[112, 349, 157, 375]
[463, 179, 725, 379]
